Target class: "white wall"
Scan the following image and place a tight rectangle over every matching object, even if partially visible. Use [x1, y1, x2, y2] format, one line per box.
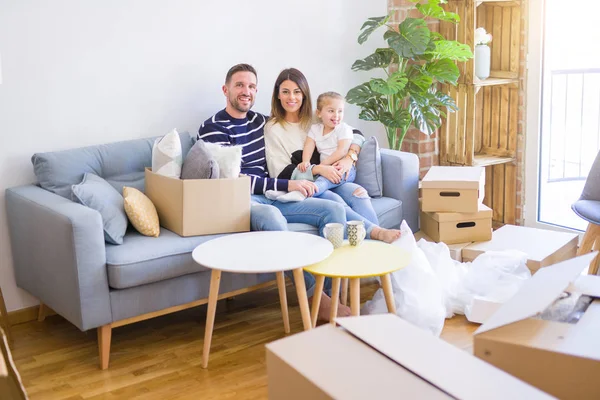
[0, 0, 387, 311]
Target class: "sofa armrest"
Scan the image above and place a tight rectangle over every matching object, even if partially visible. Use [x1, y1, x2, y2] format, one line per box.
[380, 149, 420, 232]
[5, 185, 112, 331]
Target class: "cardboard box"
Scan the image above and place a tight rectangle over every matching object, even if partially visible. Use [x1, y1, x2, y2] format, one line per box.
[421, 203, 492, 245]
[144, 168, 251, 236]
[462, 225, 578, 272]
[474, 253, 600, 400]
[465, 296, 503, 324]
[414, 230, 471, 262]
[421, 166, 485, 213]
[266, 314, 551, 400]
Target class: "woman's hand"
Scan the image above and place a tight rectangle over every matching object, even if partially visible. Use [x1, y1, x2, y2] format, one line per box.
[298, 161, 310, 173]
[333, 156, 354, 178]
[314, 165, 343, 184]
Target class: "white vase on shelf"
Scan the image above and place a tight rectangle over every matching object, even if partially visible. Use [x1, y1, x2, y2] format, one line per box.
[475, 44, 491, 80]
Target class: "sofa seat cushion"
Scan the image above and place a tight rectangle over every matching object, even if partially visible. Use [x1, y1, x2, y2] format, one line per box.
[371, 196, 402, 229]
[106, 229, 227, 289]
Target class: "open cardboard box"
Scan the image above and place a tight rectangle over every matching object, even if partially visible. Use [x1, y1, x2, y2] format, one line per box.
[474, 252, 600, 400]
[145, 168, 251, 236]
[266, 314, 551, 399]
[462, 225, 578, 273]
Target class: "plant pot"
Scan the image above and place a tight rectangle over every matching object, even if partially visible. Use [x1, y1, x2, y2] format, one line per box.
[475, 44, 491, 80]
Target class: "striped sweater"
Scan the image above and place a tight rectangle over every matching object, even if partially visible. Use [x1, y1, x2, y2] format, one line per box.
[198, 109, 289, 194]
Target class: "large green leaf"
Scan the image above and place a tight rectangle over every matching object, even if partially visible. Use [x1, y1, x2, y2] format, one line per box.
[380, 109, 412, 129]
[351, 48, 398, 71]
[409, 94, 443, 135]
[434, 91, 458, 112]
[426, 40, 473, 61]
[425, 58, 460, 84]
[346, 83, 379, 105]
[357, 98, 388, 121]
[358, 15, 390, 44]
[369, 72, 408, 96]
[384, 18, 431, 59]
[409, 73, 434, 93]
[416, 3, 460, 23]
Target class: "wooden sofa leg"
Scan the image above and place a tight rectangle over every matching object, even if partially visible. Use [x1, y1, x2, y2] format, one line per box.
[97, 324, 112, 370]
[37, 303, 47, 322]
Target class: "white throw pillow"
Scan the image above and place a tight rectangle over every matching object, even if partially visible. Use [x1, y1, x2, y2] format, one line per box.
[152, 129, 183, 178]
[204, 142, 242, 178]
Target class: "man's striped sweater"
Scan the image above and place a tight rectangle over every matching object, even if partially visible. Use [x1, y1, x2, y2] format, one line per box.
[198, 109, 289, 195]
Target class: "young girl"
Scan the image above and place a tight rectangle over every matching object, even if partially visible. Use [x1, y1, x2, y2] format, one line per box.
[267, 92, 357, 202]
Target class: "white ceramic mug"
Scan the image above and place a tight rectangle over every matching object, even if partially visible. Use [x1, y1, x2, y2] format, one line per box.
[323, 223, 344, 249]
[347, 220, 366, 246]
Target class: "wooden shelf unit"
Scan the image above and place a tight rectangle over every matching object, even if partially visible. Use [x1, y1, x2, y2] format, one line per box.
[438, 0, 523, 225]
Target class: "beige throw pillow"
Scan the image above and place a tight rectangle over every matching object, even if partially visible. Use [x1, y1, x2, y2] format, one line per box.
[123, 187, 160, 237]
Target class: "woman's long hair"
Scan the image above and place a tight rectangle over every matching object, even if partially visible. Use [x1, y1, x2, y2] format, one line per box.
[270, 68, 313, 131]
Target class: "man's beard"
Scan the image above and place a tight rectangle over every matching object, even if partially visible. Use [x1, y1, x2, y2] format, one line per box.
[229, 95, 254, 113]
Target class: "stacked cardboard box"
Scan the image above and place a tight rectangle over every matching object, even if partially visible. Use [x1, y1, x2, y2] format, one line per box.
[420, 166, 492, 245]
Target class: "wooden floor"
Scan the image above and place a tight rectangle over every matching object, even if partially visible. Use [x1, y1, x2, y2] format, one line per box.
[10, 282, 479, 400]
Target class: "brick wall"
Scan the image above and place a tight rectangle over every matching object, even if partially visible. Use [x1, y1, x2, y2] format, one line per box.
[389, 0, 440, 179]
[387, 0, 527, 223]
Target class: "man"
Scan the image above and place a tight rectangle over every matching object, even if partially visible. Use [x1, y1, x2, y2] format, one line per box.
[198, 63, 351, 321]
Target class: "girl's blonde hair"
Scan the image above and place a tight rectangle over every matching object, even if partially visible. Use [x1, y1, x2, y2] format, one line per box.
[316, 91, 344, 111]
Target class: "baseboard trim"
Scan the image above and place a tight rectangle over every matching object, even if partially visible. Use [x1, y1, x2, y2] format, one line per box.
[8, 305, 56, 326]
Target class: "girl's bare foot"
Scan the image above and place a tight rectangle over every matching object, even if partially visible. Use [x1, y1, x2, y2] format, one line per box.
[313, 293, 352, 322]
[371, 227, 402, 244]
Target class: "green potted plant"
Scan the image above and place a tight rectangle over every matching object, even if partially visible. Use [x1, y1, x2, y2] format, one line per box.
[347, 0, 473, 150]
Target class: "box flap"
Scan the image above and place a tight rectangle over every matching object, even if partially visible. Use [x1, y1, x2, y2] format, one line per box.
[337, 314, 551, 399]
[421, 166, 484, 189]
[475, 252, 598, 335]
[567, 274, 600, 298]
[430, 203, 492, 222]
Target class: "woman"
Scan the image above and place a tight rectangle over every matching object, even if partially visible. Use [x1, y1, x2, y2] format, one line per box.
[264, 67, 401, 243]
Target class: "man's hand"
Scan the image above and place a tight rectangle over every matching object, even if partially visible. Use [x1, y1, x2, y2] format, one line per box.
[288, 180, 318, 197]
[313, 165, 343, 184]
[298, 161, 311, 173]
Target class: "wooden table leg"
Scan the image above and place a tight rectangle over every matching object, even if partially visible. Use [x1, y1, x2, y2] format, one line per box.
[293, 268, 312, 331]
[330, 278, 341, 325]
[0, 287, 11, 347]
[381, 274, 397, 314]
[310, 275, 325, 328]
[350, 278, 361, 316]
[276, 271, 290, 334]
[341, 278, 348, 306]
[202, 269, 221, 369]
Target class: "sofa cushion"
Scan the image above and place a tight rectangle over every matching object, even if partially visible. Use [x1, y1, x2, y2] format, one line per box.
[32, 131, 193, 199]
[106, 229, 228, 289]
[71, 173, 128, 245]
[152, 129, 183, 178]
[123, 187, 160, 237]
[181, 139, 220, 179]
[355, 136, 383, 198]
[371, 196, 402, 229]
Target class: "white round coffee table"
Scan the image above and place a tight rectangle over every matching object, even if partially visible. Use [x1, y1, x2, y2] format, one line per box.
[192, 231, 333, 368]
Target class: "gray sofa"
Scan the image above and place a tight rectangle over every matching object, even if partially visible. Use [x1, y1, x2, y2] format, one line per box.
[5, 132, 419, 369]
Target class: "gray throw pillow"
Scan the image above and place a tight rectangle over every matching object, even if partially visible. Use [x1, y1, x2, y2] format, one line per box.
[355, 136, 383, 198]
[71, 173, 128, 245]
[181, 139, 220, 179]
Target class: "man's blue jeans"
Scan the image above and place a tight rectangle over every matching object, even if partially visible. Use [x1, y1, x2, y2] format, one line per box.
[251, 194, 347, 297]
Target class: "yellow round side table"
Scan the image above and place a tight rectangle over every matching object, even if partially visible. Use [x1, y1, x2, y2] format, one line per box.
[303, 240, 410, 326]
